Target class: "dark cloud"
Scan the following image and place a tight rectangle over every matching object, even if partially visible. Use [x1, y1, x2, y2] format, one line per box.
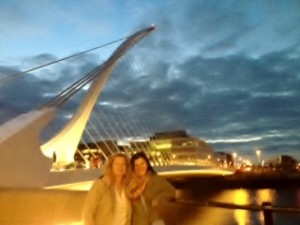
[0, 52, 101, 124]
[90, 41, 300, 161]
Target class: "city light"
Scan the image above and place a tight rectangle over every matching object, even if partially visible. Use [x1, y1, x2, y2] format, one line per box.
[233, 152, 237, 167]
[256, 150, 261, 165]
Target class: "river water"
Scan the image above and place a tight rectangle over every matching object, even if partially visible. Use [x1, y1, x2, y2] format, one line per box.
[161, 188, 300, 225]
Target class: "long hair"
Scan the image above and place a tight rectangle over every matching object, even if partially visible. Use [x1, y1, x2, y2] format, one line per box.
[104, 152, 131, 184]
[130, 151, 156, 174]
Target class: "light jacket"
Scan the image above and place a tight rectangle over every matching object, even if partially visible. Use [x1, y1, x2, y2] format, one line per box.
[82, 178, 132, 225]
[131, 174, 175, 225]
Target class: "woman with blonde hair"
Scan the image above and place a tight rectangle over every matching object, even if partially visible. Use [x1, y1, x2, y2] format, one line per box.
[82, 152, 132, 225]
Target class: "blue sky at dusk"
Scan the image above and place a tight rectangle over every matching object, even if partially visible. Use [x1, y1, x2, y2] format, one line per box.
[1, 0, 300, 163]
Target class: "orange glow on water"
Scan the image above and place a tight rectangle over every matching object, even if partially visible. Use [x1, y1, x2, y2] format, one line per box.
[256, 189, 274, 224]
[233, 190, 250, 225]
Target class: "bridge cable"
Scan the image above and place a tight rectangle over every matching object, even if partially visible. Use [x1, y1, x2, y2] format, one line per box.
[101, 110, 131, 155]
[97, 109, 125, 153]
[86, 115, 114, 158]
[0, 36, 128, 85]
[126, 40, 162, 157]
[117, 37, 155, 155]
[39, 64, 104, 108]
[92, 110, 120, 155]
[106, 109, 146, 155]
[82, 122, 104, 157]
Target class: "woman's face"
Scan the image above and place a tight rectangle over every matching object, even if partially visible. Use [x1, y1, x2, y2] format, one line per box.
[134, 157, 148, 177]
[112, 156, 127, 177]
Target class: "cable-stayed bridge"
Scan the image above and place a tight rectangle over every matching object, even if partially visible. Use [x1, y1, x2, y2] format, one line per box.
[0, 25, 233, 189]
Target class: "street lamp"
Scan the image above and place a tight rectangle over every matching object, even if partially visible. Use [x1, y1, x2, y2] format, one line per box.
[233, 152, 237, 167]
[256, 150, 261, 165]
[233, 152, 237, 158]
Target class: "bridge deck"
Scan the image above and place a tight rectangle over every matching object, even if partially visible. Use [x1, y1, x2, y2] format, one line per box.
[45, 165, 234, 190]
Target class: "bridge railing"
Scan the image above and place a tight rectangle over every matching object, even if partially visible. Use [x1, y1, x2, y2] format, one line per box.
[173, 199, 300, 225]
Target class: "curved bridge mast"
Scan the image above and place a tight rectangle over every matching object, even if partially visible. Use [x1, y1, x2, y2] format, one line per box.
[41, 25, 155, 164]
[0, 26, 155, 188]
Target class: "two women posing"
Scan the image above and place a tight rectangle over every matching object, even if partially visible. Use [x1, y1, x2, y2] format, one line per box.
[82, 151, 175, 225]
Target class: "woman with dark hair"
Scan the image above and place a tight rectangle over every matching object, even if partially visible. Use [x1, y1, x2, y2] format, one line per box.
[128, 151, 175, 225]
[82, 152, 132, 225]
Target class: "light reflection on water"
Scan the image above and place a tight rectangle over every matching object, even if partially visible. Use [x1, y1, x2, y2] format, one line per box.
[216, 189, 274, 225]
[233, 190, 251, 225]
[161, 188, 300, 225]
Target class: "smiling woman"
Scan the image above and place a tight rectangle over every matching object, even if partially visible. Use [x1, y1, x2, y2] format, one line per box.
[128, 151, 176, 225]
[82, 153, 131, 225]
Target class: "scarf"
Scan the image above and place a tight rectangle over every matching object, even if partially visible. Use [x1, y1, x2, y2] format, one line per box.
[128, 174, 149, 200]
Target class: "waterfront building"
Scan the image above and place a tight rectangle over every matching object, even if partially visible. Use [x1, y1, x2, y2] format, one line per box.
[214, 151, 234, 168]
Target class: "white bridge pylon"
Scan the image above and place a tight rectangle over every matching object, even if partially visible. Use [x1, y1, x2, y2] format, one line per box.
[41, 63, 116, 163]
[41, 25, 155, 164]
